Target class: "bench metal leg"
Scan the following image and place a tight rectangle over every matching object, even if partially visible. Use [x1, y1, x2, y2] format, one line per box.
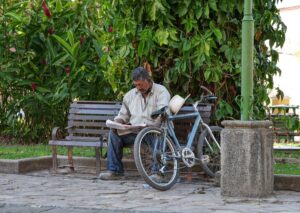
[52, 145, 58, 173]
[95, 147, 101, 176]
[68, 146, 74, 171]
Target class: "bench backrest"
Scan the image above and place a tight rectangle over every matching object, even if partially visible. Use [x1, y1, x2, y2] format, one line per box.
[66, 101, 122, 142]
[66, 101, 212, 143]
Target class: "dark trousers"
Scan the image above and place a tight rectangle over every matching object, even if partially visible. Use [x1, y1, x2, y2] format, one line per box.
[106, 130, 137, 173]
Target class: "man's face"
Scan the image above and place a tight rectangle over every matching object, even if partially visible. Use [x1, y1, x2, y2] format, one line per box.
[134, 79, 151, 94]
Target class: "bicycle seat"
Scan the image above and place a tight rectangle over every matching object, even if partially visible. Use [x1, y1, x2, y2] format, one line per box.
[206, 95, 217, 100]
[151, 106, 167, 119]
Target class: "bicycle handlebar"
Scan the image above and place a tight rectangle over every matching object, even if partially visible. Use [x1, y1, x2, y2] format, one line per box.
[200, 86, 213, 95]
[203, 95, 217, 101]
[190, 87, 217, 111]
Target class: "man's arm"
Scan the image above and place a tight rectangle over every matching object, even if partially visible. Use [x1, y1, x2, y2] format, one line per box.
[114, 95, 130, 124]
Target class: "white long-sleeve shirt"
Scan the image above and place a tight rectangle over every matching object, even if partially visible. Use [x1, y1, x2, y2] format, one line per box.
[114, 83, 170, 130]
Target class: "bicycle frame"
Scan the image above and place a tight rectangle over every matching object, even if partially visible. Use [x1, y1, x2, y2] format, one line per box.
[167, 112, 200, 150]
[162, 107, 213, 152]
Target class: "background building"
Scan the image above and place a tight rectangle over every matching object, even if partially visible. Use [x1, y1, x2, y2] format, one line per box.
[270, 1, 300, 111]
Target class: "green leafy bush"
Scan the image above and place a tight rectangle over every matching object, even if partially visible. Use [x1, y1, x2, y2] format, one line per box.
[99, 0, 286, 121]
[0, 0, 286, 143]
[0, 0, 114, 143]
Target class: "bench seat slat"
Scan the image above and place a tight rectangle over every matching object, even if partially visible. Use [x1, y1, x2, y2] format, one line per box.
[67, 121, 107, 128]
[68, 128, 109, 135]
[65, 136, 102, 141]
[49, 140, 106, 147]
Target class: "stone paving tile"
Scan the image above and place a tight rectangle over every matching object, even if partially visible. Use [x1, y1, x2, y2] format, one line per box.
[0, 171, 300, 213]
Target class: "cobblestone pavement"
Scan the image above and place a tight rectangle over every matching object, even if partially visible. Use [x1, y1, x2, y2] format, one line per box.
[0, 171, 299, 213]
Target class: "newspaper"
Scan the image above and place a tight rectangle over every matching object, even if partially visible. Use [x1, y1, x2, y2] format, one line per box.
[106, 120, 146, 135]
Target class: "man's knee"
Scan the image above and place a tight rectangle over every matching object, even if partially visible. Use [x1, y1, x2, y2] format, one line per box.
[109, 130, 122, 146]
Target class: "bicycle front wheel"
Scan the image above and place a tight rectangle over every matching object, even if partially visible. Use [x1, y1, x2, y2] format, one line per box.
[134, 127, 179, 191]
[197, 126, 222, 177]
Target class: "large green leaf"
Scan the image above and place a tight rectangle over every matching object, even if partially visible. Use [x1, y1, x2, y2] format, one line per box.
[4, 12, 23, 22]
[67, 30, 75, 46]
[155, 29, 169, 46]
[56, 0, 63, 12]
[149, 0, 165, 21]
[71, 41, 80, 58]
[119, 45, 130, 58]
[53, 35, 73, 56]
[92, 39, 103, 59]
[52, 54, 69, 66]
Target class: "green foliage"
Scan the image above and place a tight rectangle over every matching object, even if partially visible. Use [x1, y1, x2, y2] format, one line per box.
[101, 0, 286, 121]
[0, 0, 287, 143]
[0, 0, 114, 143]
[273, 116, 300, 132]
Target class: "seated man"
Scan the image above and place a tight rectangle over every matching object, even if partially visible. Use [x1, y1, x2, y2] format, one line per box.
[99, 67, 171, 180]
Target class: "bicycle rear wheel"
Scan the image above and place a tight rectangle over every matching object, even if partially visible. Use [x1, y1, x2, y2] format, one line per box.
[134, 127, 179, 191]
[197, 126, 222, 177]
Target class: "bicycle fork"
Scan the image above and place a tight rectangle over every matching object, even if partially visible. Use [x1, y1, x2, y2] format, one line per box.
[156, 126, 181, 174]
[202, 123, 221, 150]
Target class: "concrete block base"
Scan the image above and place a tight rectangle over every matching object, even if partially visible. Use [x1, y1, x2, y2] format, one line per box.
[221, 120, 274, 197]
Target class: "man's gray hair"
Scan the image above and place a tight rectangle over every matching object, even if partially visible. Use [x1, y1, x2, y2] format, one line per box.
[132, 67, 150, 81]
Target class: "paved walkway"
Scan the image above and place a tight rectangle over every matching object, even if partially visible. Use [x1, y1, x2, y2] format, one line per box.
[0, 171, 299, 213]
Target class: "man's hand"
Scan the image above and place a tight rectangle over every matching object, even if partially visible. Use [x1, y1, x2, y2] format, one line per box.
[114, 118, 125, 124]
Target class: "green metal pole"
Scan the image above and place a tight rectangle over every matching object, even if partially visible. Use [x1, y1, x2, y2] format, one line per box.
[241, 0, 254, 120]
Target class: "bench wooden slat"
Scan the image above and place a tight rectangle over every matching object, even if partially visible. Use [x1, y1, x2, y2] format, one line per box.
[71, 103, 122, 109]
[68, 128, 109, 135]
[69, 108, 121, 115]
[73, 100, 118, 104]
[68, 114, 115, 121]
[49, 140, 104, 147]
[65, 136, 101, 141]
[67, 121, 107, 128]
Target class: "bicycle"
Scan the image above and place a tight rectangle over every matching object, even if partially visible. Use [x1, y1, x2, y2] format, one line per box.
[133, 86, 222, 191]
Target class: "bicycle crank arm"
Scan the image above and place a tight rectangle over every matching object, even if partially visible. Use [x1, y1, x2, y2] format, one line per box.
[194, 155, 210, 164]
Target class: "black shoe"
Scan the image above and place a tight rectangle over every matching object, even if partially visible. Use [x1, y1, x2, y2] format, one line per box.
[98, 171, 124, 180]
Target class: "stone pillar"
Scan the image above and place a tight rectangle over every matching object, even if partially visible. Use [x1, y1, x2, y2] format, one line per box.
[221, 120, 273, 197]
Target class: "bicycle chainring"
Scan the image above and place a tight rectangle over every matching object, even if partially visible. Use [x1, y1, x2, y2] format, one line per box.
[181, 147, 196, 167]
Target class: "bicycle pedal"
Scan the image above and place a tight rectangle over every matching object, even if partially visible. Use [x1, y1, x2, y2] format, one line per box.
[201, 155, 210, 163]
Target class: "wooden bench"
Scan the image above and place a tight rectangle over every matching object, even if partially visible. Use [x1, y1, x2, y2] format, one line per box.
[49, 101, 122, 175]
[268, 105, 300, 142]
[49, 101, 212, 175]
[270, 115, 300, 142]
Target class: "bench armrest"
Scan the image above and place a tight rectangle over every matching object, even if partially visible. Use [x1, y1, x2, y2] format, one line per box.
[99, 133, 109, 147]
[52, 127, 64, 140]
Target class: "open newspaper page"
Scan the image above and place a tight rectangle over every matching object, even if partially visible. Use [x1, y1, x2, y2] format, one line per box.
[106, 120, 146, 135]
